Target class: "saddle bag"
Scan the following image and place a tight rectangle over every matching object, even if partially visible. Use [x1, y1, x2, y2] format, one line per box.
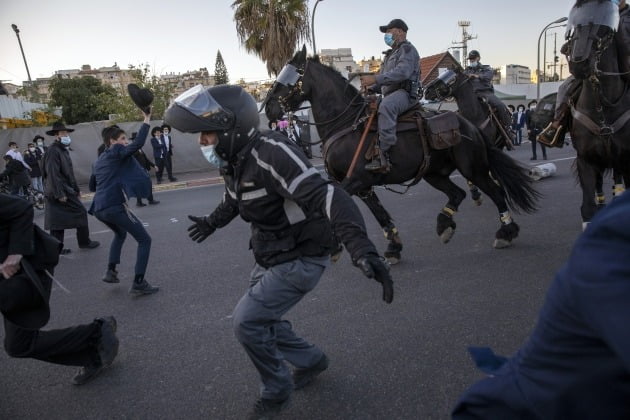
[426, 111, 461, 150]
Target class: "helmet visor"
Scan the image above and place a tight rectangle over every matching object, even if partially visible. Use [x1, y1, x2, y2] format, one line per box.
[566, 1, 619, 38]
[173, 84, 234, 130]
[276, 64, 301, 86]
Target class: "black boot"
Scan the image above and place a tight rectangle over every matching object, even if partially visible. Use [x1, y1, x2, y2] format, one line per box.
[365, 148, 391, 173]
[538, 103, 569, 147]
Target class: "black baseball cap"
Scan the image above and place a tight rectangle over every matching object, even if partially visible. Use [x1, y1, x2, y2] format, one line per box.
[379, 19, 408, 33]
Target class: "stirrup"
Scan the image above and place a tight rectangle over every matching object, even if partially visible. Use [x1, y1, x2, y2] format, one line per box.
[365, 150, 391, 173]
[537, 123, 563, 147]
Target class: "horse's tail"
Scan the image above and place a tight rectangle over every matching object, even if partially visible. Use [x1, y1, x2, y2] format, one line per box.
[486, 147, 541, 214]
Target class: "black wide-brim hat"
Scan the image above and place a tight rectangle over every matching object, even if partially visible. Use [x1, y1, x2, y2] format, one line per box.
[46, 121, 75, 136]
[127, 83, 154, 114]
[0, 260, 51, 329]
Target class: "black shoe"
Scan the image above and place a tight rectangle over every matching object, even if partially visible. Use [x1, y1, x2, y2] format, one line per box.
[148, 200, 160, 205]
[136, 201, 146, 207]
[247, 396, 291, 420]
[530, 157, 537, 160]
[129, 279, 159, 296]
[293, 354, 329, 390]
[156, 180, 162, 185]
[72, 361, 106, 385]
[60, 248, 72, 255]
[102, 269, 120, 284]
[365, 150, 391, 173]
[79, 241, 100, 249]
[169, 177, 178, 182]
[72, 317, 118, 385]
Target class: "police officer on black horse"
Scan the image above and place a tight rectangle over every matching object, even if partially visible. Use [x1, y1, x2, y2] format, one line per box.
[164, 84, 393, 419]
[464, 50, 515, 144]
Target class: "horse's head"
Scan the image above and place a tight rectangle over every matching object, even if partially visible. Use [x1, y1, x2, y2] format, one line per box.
[565, 0, 619, 79]
[263, 45, 310, 122]
[423, 66, 463, 101]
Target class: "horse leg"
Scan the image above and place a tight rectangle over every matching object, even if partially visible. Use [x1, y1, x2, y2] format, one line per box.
[358, 188, 403, 264]
[595, 172, 606, 208]
[612, 169, 625, 198]
[467, 180, 483, 206]
[423, 173, 467, 244]
[466, 172, 520, 249]
[576, 159, 599, 229]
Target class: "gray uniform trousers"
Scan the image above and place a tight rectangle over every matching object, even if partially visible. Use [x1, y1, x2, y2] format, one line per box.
[378, 89, 416, 152]
[232, 255, 330, 400]
[477, 91, 512, 127]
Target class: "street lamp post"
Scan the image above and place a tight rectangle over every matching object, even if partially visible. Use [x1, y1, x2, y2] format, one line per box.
[11, 24, 32, 84]
[537, 17, 567, 101]
[311, 0, 324, 55]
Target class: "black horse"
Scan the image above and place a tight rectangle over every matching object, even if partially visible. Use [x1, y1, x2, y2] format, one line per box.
[424, 66, 513, 151]
[264, 47, 539, 262]
[565, 0, 630, 226]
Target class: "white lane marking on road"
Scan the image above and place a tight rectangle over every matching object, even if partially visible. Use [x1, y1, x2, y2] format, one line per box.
[170, 218, 178, 223]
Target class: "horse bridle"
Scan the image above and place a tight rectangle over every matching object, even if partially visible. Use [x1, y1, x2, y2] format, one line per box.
[273, 60, 365, 128]
[428, 70, 468, 101]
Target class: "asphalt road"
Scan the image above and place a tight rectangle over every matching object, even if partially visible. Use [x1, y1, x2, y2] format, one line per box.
[0, 142, 599, 419]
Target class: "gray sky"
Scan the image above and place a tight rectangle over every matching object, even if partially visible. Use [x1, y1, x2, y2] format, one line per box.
[1, 0, 571, 85]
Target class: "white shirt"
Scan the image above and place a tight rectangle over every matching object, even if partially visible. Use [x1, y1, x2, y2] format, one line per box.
[5, 149, 31, 170]
[163, 134, 171, 152]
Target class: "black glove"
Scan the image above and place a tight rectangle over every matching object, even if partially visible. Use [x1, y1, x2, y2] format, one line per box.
[356, 254, 394, 304]
[187, 215, 216, 243]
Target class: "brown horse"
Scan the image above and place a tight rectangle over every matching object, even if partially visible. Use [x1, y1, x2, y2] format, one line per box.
[263, 47, 539, 262]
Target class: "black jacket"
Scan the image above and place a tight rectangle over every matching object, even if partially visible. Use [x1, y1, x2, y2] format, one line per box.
[1, 159, 31, 187]
[206, 130, 376, 267]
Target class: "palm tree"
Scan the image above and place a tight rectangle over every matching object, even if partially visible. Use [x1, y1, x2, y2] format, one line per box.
[232, 0, 311, 77]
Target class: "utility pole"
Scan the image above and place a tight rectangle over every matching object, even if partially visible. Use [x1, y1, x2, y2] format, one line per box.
[11, 24, 32, 84]
[451, 21, 477, 66]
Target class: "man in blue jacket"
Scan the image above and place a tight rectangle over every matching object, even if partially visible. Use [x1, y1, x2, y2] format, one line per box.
[453, 189, 630, 418]
[89, 110, 158, 295]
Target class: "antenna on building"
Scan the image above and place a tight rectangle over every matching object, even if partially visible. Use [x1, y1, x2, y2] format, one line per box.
[451, 20, 477, 66]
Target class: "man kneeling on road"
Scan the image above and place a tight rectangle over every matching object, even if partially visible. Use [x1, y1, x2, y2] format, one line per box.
[165, 84, 394, 419]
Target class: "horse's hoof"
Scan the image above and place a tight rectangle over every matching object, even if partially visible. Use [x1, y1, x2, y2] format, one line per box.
[474, 197, 483, 206]
[331, 251, 342, 263]
[440, 227, 455, 244]
[493, 238, 512, 249]
[385, 255, 400, 265]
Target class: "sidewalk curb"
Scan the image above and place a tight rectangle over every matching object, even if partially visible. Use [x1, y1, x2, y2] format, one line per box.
[80, 176, 224, 201]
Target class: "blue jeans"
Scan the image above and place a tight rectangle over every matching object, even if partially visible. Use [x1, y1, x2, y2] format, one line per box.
[95, 204, 151, 276]
[232, 256, 330, 400]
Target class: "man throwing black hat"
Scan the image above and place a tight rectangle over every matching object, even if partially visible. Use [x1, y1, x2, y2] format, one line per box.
[360, 18, 421, 172]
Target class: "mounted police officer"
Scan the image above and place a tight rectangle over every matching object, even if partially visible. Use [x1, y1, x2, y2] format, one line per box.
[464, 50, 515, 144]
[164, 84, 393, 419]
[538, 0, 630, 146]
[360, 18, 421, 173]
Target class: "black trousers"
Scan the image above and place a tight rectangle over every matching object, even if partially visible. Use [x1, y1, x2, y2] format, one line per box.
[4, 318, 100, 366]
[50, 227, 91, 248]
[164, 154, 174, 180]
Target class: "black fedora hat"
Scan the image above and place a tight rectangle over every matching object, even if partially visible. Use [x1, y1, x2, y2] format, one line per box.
[379, 18, 408, 33]
[127, 83, 154, 114]
[0, 259, 51, 329]
[45, 121, 75, 136]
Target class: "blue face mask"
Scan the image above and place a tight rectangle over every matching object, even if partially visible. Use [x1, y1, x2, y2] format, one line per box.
[60, 136, 72, 146]
[384, 33, 395, 47]
[200, 144, 226, 168]
[469, 61, 479, 68]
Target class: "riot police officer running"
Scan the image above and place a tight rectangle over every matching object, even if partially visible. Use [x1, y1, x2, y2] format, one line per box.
[360, 18, 421, 172]
[464, 50, 515, 144]
[164, 84, 393, 419]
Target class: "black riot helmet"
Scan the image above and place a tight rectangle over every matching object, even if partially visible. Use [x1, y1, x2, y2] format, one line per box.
[164, 84, 260, 160]
[468, 50, 480, 60]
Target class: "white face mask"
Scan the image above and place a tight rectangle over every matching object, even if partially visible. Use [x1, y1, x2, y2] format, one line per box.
[60, 136, 72, 146]
[200, 144, 226, 168]
[37, 141, 44, 147]
[29, 147, 36, 152]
